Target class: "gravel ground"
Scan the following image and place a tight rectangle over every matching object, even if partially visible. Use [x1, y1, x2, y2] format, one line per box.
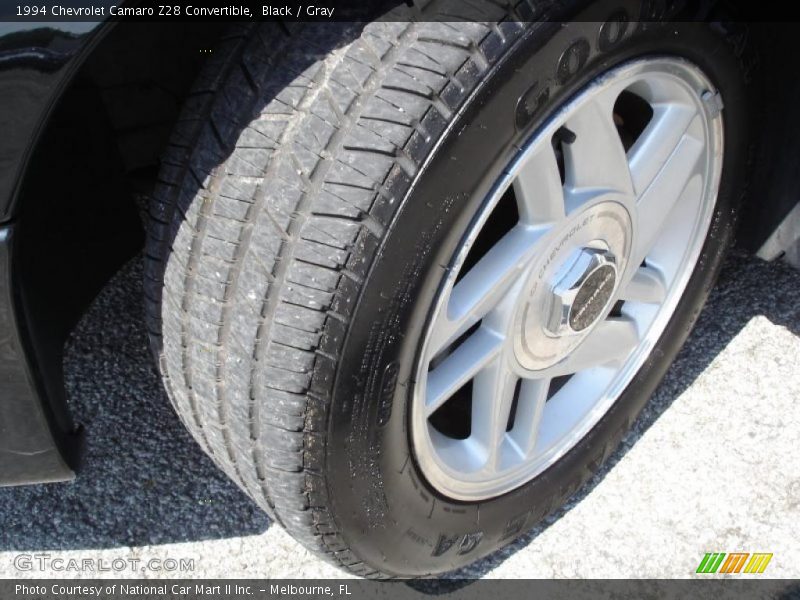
[0, 251, 798, 579]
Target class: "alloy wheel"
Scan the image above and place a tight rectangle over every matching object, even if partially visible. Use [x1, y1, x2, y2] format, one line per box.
[412, 57, 724, 501]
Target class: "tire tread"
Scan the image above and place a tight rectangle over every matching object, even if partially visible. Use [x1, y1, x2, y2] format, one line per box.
[146, 7, 527, 577]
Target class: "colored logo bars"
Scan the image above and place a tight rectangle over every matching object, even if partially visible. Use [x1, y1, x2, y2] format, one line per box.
[696, 553, 773, 574]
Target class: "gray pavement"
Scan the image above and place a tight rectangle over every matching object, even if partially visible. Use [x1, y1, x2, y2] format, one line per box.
[0, 251, 798, 579]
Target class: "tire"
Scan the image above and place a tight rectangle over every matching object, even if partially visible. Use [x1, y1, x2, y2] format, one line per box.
[145, 2, 754, 577]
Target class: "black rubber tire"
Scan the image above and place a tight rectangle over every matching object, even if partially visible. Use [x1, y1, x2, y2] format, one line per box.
[145, 2, 755, 578]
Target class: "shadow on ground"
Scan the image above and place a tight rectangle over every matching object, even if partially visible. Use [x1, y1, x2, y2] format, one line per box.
[1, 250, 798, 577]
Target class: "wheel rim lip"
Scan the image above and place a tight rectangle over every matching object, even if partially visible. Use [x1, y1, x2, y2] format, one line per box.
[410, 57, 725, 502]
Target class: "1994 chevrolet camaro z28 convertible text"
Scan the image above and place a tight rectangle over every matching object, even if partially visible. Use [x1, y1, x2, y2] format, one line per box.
[0, 0, 798, 578]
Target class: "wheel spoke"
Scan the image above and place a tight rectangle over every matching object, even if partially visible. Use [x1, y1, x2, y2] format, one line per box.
[425, 328, 503, 417]
[428, 224, 546, 357]
[471, 357, 519, 472]
[545, 317, 640, 377]
[513, 143, 566, 225]
[619, 265, 667, 304]
[507, 378, 550, 459]
[532, 371, 608, 456]
[631, 115, 705, 266]
[629, 103, 698, 196]
[563, 94, 634, 197]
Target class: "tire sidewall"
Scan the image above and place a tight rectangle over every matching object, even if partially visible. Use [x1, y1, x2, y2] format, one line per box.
[325, 10, 752, 576]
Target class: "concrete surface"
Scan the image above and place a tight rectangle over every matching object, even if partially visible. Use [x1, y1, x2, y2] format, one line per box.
[0, 251, 798, 579]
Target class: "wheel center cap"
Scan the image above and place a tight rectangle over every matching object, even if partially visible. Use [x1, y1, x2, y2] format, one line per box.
[512, 199, 633, 372]
[570, 262, 617, 331]
[545, 247, 618, 336]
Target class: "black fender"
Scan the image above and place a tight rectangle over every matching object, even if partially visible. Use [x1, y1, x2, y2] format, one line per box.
[0, 20, 107, 484]
[0, 10, 231, 485]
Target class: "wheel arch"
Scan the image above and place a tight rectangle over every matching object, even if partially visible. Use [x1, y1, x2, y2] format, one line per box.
[0, 20, 228, 485]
